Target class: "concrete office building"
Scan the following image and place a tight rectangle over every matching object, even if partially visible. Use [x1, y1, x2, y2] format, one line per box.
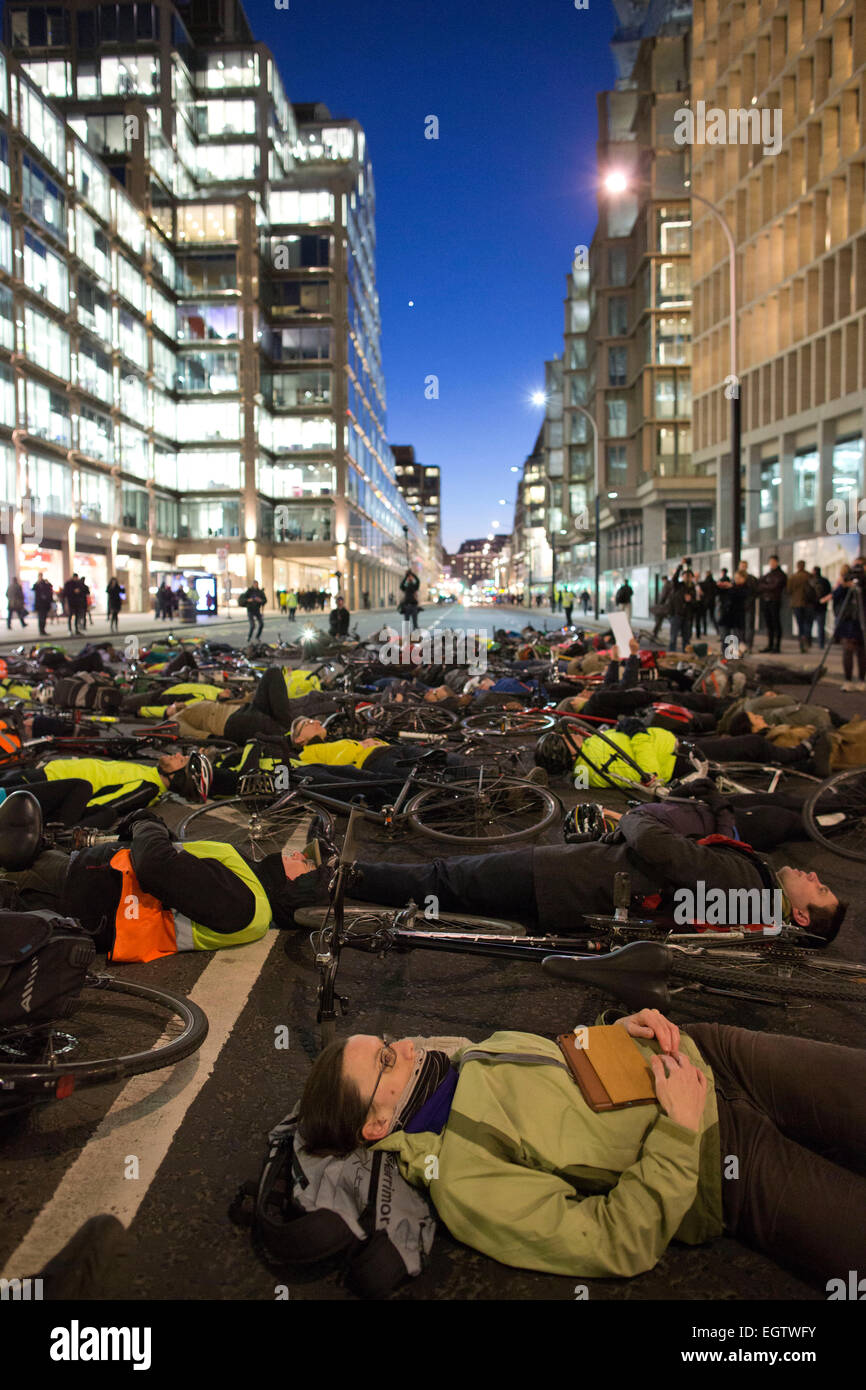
[691, 0, 866, 587]
[0, 0, 427, 614]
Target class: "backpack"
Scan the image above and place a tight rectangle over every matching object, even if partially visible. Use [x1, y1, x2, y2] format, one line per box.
[616, 584, 632, 604]
[231, 1109, 436, 1299]
[0, 910, 95, 1029]
[52, 673, 123, 712]
[692, 658, 748, 699]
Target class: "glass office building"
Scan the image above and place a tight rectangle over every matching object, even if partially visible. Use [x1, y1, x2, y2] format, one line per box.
[0, 0, 427, 612]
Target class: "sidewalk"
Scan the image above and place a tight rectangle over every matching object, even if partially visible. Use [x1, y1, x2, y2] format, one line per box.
[0, 605, 395, 653]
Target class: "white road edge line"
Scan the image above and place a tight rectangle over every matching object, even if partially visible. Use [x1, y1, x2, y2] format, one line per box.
[1, 823, 306, 1277]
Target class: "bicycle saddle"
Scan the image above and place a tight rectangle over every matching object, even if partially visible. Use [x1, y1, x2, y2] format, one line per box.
[542, 940, 672, 1013]
[0, 790, 45, 870]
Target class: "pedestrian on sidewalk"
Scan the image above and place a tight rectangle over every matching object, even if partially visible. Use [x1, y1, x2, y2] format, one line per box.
[33, 573, 53, 636]
[788, 560, 817, 652]
[286, 589, 298, 622]
[758, 555, 787, 653]
[5, 575, 27, 629]
[616, 578, 633, 625]
[106, 576, 124, 635]
[811, 566, 832, 649]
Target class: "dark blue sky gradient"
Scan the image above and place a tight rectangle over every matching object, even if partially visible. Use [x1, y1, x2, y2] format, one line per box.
[250, 0, 617, 550]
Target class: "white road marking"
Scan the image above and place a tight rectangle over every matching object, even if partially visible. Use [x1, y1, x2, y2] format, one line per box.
[2, 820, 311, 1276]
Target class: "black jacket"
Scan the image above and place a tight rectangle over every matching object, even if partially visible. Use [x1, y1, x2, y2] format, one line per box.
[328, 606, 350, 636]
[533, 802, 775, 930]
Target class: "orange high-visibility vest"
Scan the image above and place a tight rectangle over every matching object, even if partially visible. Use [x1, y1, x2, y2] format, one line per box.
[0, 719, 21, 757]
[109, 848, 180, 963]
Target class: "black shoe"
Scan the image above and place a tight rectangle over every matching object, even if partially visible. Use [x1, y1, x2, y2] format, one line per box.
[760, 646, 774, 653]
[810, 731, 834, 779]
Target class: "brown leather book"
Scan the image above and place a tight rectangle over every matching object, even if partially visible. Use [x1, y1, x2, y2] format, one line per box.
[557, 1026, 658, 1112]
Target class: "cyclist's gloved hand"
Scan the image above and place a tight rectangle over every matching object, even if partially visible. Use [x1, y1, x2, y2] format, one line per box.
[668, 777, 732, 815]
[115, 808, 175, 841]
[616, 716, 646, 738]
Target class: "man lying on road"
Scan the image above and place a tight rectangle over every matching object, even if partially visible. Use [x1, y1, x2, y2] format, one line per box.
[345, 797, 847, 942]
[296, 1009, 866, 1285]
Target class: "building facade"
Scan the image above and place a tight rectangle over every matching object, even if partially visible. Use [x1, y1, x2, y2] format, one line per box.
[0, 0, 428, 614]
[691, 0, 866, 587]
[513, 0, 866, 623]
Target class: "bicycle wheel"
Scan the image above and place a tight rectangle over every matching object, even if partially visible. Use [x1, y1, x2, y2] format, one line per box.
[804, 769, 866, 862]
[178, 796, 334, 858]
[711, 763, 821, 799]
[668, 949, 866, 1003]
[460, 712, 556, 738]
[0, 974, 208, 1100]
[364, 704, 457, 735]
[406, 777, 559, 845]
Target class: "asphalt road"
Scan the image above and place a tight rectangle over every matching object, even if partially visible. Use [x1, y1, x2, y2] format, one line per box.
[0, 608, 863, 1311]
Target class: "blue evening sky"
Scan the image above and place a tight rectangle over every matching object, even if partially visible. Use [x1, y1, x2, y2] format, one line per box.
[250, 0, 617, 550]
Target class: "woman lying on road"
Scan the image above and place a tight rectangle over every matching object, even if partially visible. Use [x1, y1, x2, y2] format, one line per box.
[297, 1009, 866, 1286]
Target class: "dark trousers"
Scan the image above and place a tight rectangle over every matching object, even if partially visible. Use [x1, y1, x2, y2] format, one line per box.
[814, 606, 827, 649]
[247, 612, 264, 641]
[668, 613, 692, 651]
[762, 600, 782, 650]
[35, 604, 50, 635]
[686, 1023, 866, 1284]
[841, 638, 866, 681]
[0, 770, 92, 826]
[353, 846, 538, 924]
[689, 733, 809, 768]
[793, 606, 812, 647]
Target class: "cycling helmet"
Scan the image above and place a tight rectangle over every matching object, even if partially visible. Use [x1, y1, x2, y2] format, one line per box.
[172, 750, 213, 803]
[534, 730, 575, 775]
[563, 803, 607, 841]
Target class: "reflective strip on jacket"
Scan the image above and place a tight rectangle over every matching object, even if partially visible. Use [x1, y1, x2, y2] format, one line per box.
[108, 840, 272, 963]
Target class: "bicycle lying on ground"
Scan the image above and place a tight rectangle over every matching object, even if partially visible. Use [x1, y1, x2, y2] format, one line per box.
[298, 810, 866, 1044]
[178, 749, 560, 852]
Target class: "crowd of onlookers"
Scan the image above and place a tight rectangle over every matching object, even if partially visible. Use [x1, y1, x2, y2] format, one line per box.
[644, 554, 866, 688]
[5, 573, 127, 636]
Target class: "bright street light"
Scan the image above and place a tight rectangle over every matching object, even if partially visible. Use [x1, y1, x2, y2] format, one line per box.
[603, 170, 630, 195]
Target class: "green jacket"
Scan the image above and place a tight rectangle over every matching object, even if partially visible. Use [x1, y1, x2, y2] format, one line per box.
[374, 1029, 722, 1278]
[577, 726, 678, 788]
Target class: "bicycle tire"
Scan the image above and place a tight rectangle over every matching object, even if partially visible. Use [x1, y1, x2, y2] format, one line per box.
[667, 950, 866, 1003]
[803, 769, 866, 862]
[405, 777, 559, 844]
[178, 796, 334, 857]
[0, 974, 208, 1098]
[460, 712, 556, 738]
[363, 704, 457, 735]
[711, 763, 821, 799]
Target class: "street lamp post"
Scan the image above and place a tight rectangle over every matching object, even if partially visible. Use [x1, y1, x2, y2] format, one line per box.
[572, 403, 601, 620]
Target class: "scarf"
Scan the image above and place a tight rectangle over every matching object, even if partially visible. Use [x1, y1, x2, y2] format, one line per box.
[387, 1047, 454, 1134]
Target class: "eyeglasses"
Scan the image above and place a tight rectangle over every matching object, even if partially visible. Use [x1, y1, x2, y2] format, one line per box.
[365, 1036, 397, 1117]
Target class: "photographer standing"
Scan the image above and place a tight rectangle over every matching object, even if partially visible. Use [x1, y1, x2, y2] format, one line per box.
[833, 560, 866, 692]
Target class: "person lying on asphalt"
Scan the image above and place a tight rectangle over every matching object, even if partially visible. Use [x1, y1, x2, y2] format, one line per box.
[534, 719, 833, 788]
[346, 796, 847, 942]
[0, 752, 176, 827]
[0, 797, 330, 961]
[296, 1011, 866, 1286]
